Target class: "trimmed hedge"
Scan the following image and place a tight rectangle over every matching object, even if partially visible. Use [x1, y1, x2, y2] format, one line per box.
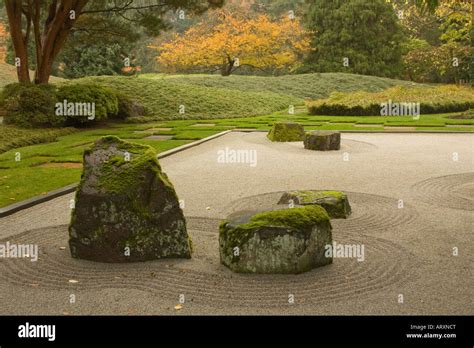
[307, 86, 474, 116]
[56, 84, 118, 125]
[1, 83, 60, 127]
[1, 82, 143, 127]
[114, 91, 147, 120]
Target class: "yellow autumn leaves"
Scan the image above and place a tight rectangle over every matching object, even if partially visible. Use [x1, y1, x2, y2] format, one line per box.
[0, 22, 7, 63]
[150, 10, 311, 75]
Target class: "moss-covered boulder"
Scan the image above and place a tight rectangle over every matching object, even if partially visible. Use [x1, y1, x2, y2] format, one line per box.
[267, 122, 305, 142]
[304, 131, 341, 151]
[219, 206, 332, 274]
[68, 136, 191, 263]
[278, 190, 352, 219]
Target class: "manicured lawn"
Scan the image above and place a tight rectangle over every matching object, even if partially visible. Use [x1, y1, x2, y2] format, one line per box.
[0, 125, 194, 207]
[0, 67, 472, 207]
[0, 125, 77, 153]
[1, 109, 472, 208]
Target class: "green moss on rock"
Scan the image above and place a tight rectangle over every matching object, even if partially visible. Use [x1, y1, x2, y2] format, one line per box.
[304, 131, 341, 151]
[267, 122, 305, 142]
[69, 136, 191, 263]
[219, 206, 332, 274]
[241, 205, 330, 230]
[278, 190, 352, 219]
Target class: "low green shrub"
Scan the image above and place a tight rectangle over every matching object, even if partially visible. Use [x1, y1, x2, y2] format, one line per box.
[0, 82, 135, 127]
[447, 109, 474, 119]
[307, 86, 474, 116]
[56, 84, 119, 125]
[1, 83, 60, 127]
[114, 91, 147, 120]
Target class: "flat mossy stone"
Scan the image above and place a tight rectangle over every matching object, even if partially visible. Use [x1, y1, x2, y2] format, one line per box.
[304, 131, 341, 151]
[267, 122, 305, 142]
[69, 136, 191, 263]
[219, 206, 333, 274]
[278, 190, 352, 219]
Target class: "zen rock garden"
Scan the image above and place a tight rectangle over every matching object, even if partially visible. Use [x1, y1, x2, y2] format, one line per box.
[69, 136, 192, 262]
[68, 135, 352, 274]
[268, 122, 341, 151]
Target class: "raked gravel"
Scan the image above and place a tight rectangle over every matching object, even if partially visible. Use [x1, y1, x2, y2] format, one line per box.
[0, 132, 472, 315]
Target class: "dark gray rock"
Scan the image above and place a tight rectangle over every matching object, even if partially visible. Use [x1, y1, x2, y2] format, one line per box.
[219, 206, 332, 274]
[304, 131, 341, 151]
[69, 136, 191, 263]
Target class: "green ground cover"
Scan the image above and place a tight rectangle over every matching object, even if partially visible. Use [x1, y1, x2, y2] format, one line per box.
[73, 76, 300, 120]
[307, 85, 474, 116]
[1, 108, 472, 208]
[141, 73, 420, 100]
[0, 67, 472, 208]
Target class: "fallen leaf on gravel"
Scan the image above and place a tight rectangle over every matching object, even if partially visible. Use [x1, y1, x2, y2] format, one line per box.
[68, 279, 79, 284]
[174, 304, 183, 310]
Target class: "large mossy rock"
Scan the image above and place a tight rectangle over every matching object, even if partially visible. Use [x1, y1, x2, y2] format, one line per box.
[267, 122, 305, 142]
[69, 136, 191, 263]
[219, 206, 332, 274]
[278, 190, 352, 219]
[304, 131, 341, 151]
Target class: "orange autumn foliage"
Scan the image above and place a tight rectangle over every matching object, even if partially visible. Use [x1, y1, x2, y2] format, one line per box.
[0, 22, 7, 63]
[151, 10, 310, 76]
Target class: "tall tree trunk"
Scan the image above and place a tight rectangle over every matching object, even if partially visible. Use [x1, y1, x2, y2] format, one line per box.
[34, 0, 89, 84]
[6, 0, 89, 84]
[5, 0, 31, 83]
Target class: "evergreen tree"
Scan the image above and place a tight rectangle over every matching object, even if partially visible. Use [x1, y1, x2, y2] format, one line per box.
[252, 0, 305, 19]
[302, 0, 405, 78]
